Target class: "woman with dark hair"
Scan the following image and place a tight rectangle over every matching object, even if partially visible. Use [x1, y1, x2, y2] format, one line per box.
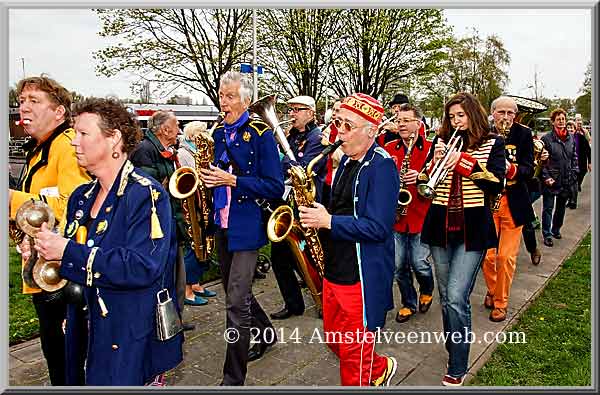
[539, 108, 578, 246]
[33, 97, 183, 385]
[418, 92, 505, 386]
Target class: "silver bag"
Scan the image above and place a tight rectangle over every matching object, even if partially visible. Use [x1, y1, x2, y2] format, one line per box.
[156, 289, 183, 341]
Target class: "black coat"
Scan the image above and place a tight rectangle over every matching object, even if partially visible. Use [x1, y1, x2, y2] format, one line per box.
[541, 130, 578, 197]
[504, 123, 536, 226]
[574, 132, 591, 173]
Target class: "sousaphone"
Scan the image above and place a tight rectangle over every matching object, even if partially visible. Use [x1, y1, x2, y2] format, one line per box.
[15, 199, 67, 292]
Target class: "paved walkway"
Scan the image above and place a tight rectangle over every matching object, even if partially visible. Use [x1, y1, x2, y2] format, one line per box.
[8, 178, 591, 387]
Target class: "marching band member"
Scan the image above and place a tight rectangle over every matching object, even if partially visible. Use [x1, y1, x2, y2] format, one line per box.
[198, 71, 284, 386]
[298, 93, 400, 386]
[271, 95, 326, 320]
[419, 92, 505, 386]
[34, 97, 183, 385]
[9, 75, 91, 385]
[380, 103, 434, 324]
[482, 96, 535, 322]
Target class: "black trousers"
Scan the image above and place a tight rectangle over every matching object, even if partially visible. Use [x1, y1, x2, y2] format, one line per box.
[32, 291, 67, 386]
[271, 241, 305, 314]
[216, 229, 274, 386]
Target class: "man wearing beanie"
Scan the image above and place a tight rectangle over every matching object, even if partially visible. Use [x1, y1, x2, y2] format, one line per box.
[298, 93, 400, 386]
[270, 95, 327, 320]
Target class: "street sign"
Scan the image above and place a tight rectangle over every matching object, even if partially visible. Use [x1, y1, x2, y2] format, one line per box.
[240, 63, 264, 74]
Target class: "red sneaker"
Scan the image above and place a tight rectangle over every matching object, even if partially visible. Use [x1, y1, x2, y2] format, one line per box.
[442, 374, 465, 386]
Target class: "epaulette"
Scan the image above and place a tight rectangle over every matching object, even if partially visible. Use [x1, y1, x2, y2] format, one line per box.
[130, 170, 152, 187]
[374, 146, 391, 159]
[426, 131, 437, 142]
[248, 120, 270, 136]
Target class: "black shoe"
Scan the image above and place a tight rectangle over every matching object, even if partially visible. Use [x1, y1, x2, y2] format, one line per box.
[182, 322, 195, 331]
[543, 237, 554, 247]
[254, 271, 266, 280]
[248, 338, 276, 362]
[567, 203, 577, 209]
[552, 232, 562, 239]
[270, 307, 303, 320]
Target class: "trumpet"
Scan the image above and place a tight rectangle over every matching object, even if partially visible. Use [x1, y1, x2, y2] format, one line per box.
[418, 127, 463, 200]
[249, 94, 296, 161]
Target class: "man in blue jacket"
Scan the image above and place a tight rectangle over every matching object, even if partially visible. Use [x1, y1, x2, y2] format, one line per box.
[199, 71, 284, 386]
[298, 93, 400, 386]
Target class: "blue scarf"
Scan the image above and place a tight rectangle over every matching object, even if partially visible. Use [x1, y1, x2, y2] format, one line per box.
[214, 111, 250, 226]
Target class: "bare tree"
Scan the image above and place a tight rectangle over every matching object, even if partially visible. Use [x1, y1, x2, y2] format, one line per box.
[94, 9, 253, 106]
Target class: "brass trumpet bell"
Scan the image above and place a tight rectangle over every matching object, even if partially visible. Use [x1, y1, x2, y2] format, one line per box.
[16, 199, 56, 237]
[267, 205, 294, 243]
[33, 259, 67, 292]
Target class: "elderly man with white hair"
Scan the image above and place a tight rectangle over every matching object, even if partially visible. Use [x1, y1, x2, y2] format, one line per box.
[482, 96, 535, 322]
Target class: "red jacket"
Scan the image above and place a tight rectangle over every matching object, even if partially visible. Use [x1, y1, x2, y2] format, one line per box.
[379, 132, 432, 234]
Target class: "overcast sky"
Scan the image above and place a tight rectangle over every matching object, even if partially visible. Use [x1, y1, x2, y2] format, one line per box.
[8, 7, 592, 105]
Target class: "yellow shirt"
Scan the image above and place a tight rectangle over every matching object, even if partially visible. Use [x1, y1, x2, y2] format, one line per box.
[10, 125, 91, 294]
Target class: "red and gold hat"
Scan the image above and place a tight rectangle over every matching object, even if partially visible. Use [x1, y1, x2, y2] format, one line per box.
[340, 93, 384, 125]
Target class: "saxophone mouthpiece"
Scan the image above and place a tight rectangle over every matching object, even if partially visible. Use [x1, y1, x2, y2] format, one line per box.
[321, 139, 343, 156]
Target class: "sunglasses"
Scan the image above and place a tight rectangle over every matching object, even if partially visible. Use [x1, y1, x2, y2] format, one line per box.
[333, 118, 367, 133]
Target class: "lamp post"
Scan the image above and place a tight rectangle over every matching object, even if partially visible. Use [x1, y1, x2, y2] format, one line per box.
[20, 57, 25, 79]
[252, 9, 258, 102]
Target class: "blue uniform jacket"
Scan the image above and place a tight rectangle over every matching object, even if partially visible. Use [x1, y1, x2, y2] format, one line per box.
[59, 160, 183, 385]
[329, 143, 400, 331]
[212, 117, 285, 251]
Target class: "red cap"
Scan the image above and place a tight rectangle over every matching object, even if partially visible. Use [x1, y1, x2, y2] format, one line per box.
[340, 93, 384, 125]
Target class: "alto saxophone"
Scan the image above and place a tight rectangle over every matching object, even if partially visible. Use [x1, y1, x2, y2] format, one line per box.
[396, 132, 416, 216]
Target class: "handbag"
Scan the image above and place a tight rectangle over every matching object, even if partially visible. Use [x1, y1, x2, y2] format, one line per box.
[155, 271, 183, 341]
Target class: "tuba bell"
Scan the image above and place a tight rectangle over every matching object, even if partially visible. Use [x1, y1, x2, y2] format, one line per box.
[15, 199, 67, 292]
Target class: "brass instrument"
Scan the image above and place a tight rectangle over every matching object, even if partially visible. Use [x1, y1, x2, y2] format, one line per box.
[491, 119, 510, 212]
[249, 94, 296, 161]
[265, 141, 343, 313]
[396, 132, 417, 216]
[417, 127, 463, 200]
[169, 167, 212, 261]
[14, 199, 67, 292]
[533, 139, 545, 178]
[374, 115, 398, 138]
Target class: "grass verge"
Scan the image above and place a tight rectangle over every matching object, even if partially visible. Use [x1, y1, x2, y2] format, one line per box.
[470, 231, 591, 386]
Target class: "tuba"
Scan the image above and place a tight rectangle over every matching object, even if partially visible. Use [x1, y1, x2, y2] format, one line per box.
[14, 199, 67, 292]
[417, 127, 463, 200]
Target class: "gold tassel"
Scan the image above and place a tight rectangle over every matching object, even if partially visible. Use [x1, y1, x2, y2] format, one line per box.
[150, 206, 164, 240]
[75, 225, 87, 245]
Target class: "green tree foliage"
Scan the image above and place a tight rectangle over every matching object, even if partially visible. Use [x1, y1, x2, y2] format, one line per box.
[329, 9, 450, 99]
[575, 63, 591, 120]
[419, 28, 511, 120]
[257, 9, 345, 101]
[93, 9, 252, 107]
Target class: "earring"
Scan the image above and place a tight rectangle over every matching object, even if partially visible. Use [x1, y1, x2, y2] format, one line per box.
[112, 151, 120, 159]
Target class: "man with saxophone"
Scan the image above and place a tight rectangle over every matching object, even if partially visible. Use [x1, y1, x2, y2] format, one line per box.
[298, 93, 399, 386]
[198, 71, 284, 386]
[8, 75, 91, 385]
[129, 111, 194, 329]
[270, 95, 327, 321]
[380, 103, 435, 324]
[482, 96, 535, 322]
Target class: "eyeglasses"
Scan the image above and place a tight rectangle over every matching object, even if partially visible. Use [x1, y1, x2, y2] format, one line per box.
[333, 118, 367, 133]
[288, 107, 310, 113]
[395, 118, 419, 125]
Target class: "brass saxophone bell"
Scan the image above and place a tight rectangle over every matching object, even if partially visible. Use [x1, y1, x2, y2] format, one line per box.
[32, 258, 67, 292]
[15, 199, 56, 237]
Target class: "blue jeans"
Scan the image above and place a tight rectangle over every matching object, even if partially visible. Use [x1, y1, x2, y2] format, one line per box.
[541, 190, 568, 239]
[394, 232, 434, 311]
[430, 243, 485, 378]
[183, 245, 208, 285]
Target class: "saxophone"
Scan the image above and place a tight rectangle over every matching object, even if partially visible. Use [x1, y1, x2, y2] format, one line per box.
[266, 141, 342, 314]
[491, 119, 510, 212]
[396, 132, 416, 216]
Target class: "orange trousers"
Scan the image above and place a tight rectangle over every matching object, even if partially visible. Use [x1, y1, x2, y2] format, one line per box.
[483, 195, 523, 309]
